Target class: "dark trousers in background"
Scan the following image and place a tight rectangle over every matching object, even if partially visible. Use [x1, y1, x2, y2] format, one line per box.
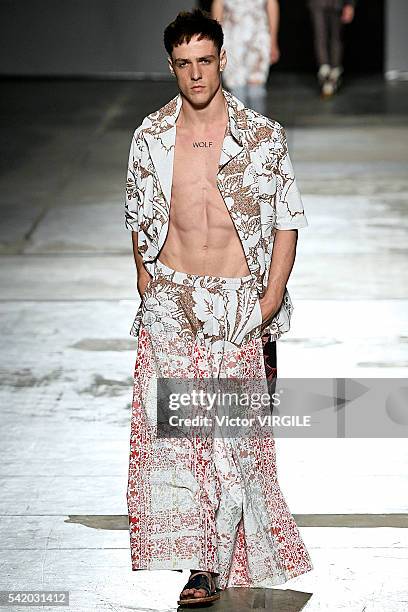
[309, 3, 344, 67]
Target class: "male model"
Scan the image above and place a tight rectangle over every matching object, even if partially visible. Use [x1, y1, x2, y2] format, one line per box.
[125, 9, 312, 607]
[308, 0, 356, 97]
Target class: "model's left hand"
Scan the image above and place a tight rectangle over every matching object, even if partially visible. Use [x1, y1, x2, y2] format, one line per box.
[259, 295, 281, 326]
[270, 41, 280, 64]
[341, 5, 354, 24]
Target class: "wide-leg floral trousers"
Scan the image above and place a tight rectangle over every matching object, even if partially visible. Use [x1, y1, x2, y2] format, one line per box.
[126, 258, 313, 590]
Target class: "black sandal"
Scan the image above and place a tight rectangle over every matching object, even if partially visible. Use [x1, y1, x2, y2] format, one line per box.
[177, 571, 220, 607]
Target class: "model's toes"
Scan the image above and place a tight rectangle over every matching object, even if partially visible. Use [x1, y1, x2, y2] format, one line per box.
[180, 587, 207, 599]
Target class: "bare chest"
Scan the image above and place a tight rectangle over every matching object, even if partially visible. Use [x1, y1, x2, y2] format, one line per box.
[171, 124, 226, 192]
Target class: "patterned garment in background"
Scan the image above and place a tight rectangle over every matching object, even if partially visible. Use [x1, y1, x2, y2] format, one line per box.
[222, 0, 271, 88]
[127, 259, 313, 590]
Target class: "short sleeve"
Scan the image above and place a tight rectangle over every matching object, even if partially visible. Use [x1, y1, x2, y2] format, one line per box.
[273, 123, 309, 230]
[124, 126, 143, 232]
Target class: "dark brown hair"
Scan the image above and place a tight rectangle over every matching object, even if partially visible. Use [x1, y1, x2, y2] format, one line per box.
[164, 8, 223, 57]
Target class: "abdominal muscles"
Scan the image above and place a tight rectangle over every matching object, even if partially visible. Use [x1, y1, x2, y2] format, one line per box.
[159, 123, 251, 278]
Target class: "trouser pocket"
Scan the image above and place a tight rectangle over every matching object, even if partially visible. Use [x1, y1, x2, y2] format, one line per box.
[243, 286, 263, 341]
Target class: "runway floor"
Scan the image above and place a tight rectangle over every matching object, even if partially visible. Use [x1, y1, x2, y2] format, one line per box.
[0, 73, 408, 611]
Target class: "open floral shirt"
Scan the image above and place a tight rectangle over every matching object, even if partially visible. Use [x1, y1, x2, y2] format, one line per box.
[124, 89, 308, 341]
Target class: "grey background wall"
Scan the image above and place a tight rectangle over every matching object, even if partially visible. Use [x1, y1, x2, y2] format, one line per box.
[385, 0, 408, 77]
[0, 0, 194, 77]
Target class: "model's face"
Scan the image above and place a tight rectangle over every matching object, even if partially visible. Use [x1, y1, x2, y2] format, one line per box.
[168, 35, 226, 106]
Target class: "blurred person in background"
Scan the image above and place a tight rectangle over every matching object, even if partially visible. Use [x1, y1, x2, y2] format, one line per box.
[308, 0, 356, 97]
[211, 0, 280, 113]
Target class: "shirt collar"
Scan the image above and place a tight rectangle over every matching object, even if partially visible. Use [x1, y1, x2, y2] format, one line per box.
[147, 87, 246, 145]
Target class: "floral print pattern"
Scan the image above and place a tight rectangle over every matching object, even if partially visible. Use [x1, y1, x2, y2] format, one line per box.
[222, 0, 271, 88]
[126, 260, 313, 589]
[124, 88, 309, 342]
[132, 259, 263, 349]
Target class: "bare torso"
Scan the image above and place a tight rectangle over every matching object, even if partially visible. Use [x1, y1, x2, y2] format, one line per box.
[158, 114, 251, 277]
